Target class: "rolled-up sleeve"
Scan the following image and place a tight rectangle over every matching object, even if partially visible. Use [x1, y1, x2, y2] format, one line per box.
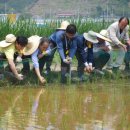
[31, 50, 39, 68]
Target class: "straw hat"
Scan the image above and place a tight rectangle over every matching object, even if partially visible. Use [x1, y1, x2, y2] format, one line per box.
[0, 34, 16, 47]
[83, 31, 98, 43]
[23, 35, 41, 56]
[96, 30, 112, 43]
[57, 21, 70, 30]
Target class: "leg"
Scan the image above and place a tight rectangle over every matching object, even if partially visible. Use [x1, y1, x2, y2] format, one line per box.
[46, 42, 56, 73]
[94, 50, 110, 70]
[22, 55, 30, 73]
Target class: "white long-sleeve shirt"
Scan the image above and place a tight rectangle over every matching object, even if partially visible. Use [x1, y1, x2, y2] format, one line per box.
[107, 21, 129, 46]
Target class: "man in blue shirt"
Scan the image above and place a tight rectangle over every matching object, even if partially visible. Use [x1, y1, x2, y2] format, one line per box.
[45, 21, 70, 74]
[56, 24, 77, 83]
[76, 31, 98, 81]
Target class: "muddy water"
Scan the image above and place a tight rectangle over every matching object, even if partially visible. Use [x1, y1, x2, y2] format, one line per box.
[0, 86, 130, 130]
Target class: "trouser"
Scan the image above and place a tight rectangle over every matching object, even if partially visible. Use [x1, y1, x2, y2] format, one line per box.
[124, 45, 130, 70]
[46, 41, 57, 72]
[106, 47, 125, 69]
[39, 56, 49, 73]
[0, 53, 5, 73]
[93, 50, 110, 70]
[61, 59, 70, 83]
[76, 53, 85, 79]
[22, 55, 31, 72]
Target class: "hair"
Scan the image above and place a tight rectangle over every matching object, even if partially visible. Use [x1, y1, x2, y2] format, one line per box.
[16, 36, 28, 47]
[119, 17, 129, 24]
[39, 37, 49, 46]
[66, 24, 77, 34]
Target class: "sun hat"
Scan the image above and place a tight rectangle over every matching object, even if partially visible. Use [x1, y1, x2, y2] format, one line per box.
[0, 34, 16, 47]
[57, 21, 70, 30]
[23, 35, 41, 56]
[96, 30, 112, 43]
[83, 31, 98, 43]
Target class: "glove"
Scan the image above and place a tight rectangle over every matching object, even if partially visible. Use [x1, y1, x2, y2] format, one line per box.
[63, 59, 70, 64]
[16, 56, 22, 63]
[67, 57, 72, 63]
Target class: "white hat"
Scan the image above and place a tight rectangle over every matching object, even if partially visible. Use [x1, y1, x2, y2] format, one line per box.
[96, 30, 112, 43]
[83, 31, 98, 43]
[23, 35, 41, 55]
[0, 34, 16, 47]
[57, 21, 70, 30]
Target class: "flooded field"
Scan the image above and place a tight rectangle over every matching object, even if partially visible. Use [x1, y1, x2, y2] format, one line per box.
[0, 82, 130, 130]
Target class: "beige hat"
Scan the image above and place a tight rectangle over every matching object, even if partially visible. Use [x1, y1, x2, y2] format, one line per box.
[96, 30, 112, 43]
[83, 31, 98, 43]
[0, 34, 16, 47]
[23, 35, 41, 56]
[57, 21, 70, 30]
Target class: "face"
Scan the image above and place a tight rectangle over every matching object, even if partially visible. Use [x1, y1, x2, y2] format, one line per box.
[15, 42, 25, 52]
[119, 19, 128, 30]
[39, 42, 49, 52]
[66, 33, 75, 40]
[97, 37, 105, 43]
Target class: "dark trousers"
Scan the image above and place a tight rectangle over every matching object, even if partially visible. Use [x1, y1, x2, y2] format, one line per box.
[124, 45, 130, 70]
[39, 56, 49, 73]
[46, 41, 57, 72]
[76, 53, 85, 79]
[94, 50, 110, 70]
[61, 59, 70, 83]
[22, 55, 30, 72]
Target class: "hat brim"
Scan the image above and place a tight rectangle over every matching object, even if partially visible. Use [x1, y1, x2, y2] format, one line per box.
[0, 40, 13, 47]
[83, 33, 98, 43]
[96, 33, 112, 43]
[23, 36, 41, 56]
[56, 27, 66, 30]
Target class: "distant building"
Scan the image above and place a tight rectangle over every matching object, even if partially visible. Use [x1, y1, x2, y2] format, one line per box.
[56, 12, 75, 18]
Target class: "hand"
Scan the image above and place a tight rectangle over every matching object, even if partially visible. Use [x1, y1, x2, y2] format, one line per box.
[84, 66, 91, 73]
[39, 76, 46, 84]
[38, 54, 43, 59]
[127, 39, 130, 46]
[67, 57, 72, 63]
[63, 59, 71, 64]
[16, 56, 22, 62]
[121, 44, 127, 52]
[16, 74, 24, 80]
[102, 46, 110, 52]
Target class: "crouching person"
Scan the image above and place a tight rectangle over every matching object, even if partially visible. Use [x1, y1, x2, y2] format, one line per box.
[76, 31, 97, 81]
[0, 34, 28, 80]
[56, 24, 77, 83]
[93, 30, 112, 74]
[23, 36, 50, 84]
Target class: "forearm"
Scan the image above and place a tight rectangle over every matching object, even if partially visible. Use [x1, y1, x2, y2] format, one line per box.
[35, 67, 42, 80]
[8, 59, 19, 77]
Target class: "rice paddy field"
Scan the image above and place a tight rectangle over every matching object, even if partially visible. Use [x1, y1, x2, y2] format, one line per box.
[0, 19, 130, 130]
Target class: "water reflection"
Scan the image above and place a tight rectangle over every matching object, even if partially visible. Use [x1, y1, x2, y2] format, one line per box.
[0, 87, 129, 130]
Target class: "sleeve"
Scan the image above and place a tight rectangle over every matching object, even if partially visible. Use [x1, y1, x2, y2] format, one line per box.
[107, 26, 121, 45]
[56, 32, 65, 60]
[124, 26, 129, 41]
[4, 45, 15, 60]
[31, 50, 39, 68]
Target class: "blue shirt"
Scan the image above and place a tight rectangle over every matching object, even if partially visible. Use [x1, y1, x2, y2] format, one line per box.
[50, 30, 77, 60]
[76, 35, 93, 65]
[31, 46, 51, 68]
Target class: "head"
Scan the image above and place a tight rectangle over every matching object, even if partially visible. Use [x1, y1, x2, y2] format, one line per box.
[39, 37, 49, 52]
[119, 17, 129, 30]
[15, 36, 28, 51]
[66, 24, 77, 39]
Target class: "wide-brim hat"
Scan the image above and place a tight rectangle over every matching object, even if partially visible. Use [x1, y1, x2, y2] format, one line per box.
[23, 35, 41, 56]
[96, 30, 112, 43]
[57, 20, 70, 30]
[0, 34, 16, 47]
[83, 31, 98, 43]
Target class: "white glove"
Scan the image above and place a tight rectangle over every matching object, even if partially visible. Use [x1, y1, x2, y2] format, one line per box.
[16, 56, 22, 63]
[67, 57, 72, 63]
[63, 59, 70, 64]
[45, 50, 51, 55]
